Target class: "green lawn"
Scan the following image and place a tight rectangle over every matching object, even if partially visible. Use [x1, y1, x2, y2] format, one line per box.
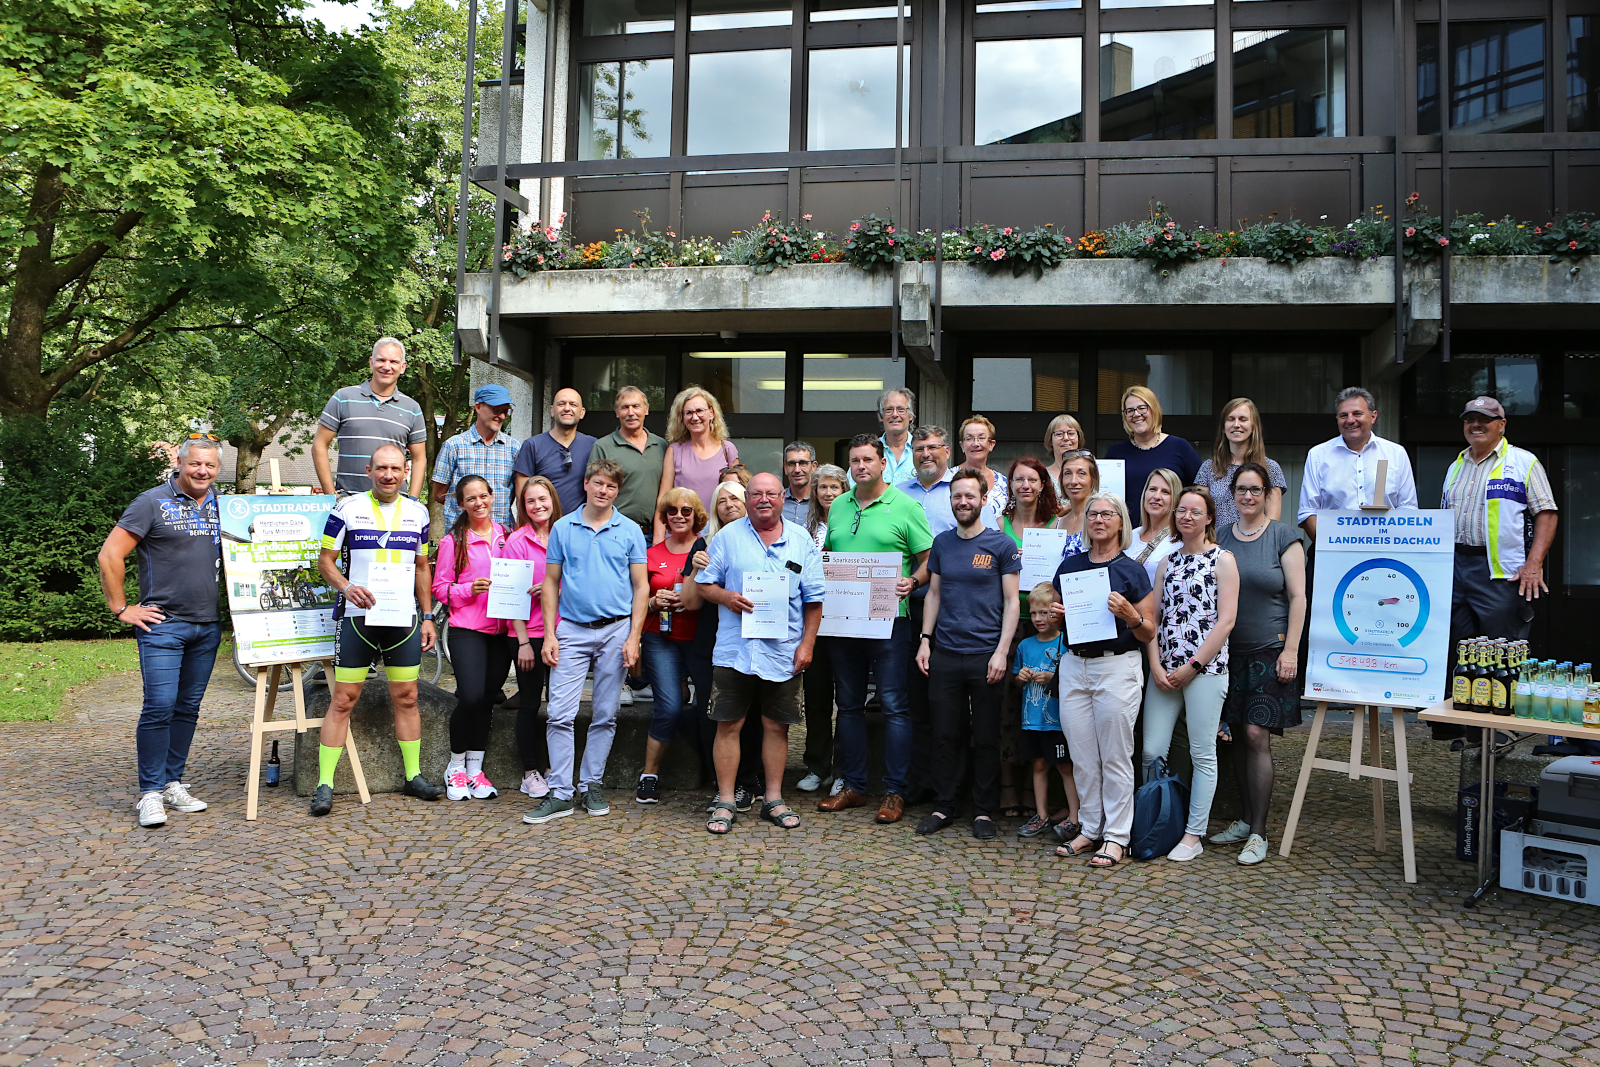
[0, 638, 143, 722]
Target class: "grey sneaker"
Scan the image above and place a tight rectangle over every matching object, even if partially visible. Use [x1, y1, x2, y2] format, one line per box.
[161, 782, 207, 812]
[581, 786, 610, 816]
[137, 792, 167, 828]
[1209, 819, 1251, 845]
[522, 795, 575, 824]
[1237, 834, 1269, 865]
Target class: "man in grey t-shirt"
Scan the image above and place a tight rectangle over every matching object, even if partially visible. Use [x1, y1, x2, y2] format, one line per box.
[314, 337, 429, 497]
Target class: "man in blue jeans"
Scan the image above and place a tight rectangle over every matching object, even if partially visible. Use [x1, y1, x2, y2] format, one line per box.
[818, 434, 933, 824]
[98, 436, 225, 829]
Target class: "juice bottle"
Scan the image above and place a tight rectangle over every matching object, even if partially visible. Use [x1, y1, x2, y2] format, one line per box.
[1584, 684, 1600, 728]
[1514, 657, 1534, 718]
[1532, 661, 1552, 721]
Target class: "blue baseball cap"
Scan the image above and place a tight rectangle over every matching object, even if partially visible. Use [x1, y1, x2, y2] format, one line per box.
[474, 384, 514, 407]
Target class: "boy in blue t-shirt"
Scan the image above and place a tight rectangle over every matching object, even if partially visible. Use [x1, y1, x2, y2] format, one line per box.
[1011, 583, 1079, 840]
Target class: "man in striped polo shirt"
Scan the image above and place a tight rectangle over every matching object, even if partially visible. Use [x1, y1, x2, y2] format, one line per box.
[314, 337, 429, 497]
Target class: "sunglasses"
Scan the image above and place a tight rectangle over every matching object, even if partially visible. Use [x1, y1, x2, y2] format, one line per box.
[663, 505, 696, 517]
[187, 432, 220, 441]
[557, 445, 572, 473]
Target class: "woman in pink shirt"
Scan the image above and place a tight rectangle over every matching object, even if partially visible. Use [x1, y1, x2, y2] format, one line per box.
[502, 475, 562, 799]
[432, 476, 511, 801]
[654, 386, 738, 543]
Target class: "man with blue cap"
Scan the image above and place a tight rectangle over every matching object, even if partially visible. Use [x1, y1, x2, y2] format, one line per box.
[431, 383, 521, 528]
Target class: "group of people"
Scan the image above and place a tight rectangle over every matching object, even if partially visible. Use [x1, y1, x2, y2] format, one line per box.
[102, 337, 1559, 868]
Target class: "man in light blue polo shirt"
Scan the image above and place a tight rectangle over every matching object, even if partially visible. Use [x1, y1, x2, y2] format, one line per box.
[696, 473, 825, 834]
[524, 458, 649, 825]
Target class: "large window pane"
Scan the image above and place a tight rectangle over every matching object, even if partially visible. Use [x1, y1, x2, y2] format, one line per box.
[975, 39, 1083, 144]
[1100, 32, 1217, 141]
[692, 0, 790, 31]
[808, 46, 910, 150]
[1103, 0, 1207, 10]
[810, 0, 902, 21]
[1232, 29, 1345, 137]
[1565, 352, 1600, 417]
[801, 353, 904, 411]
[972, 355, 1080, 411]
[1418, 20, 1546, 135]
[684, 351, 787, 414]
[1098, 350, 1212, 416]
[731, 439, 785, 479]
[977, 0, 1079, 11]
[571, 355, 668, 413]
[583, 0, 675, 35]
[578, 60, 673, 160]
[1566, 446, 1600, 584]
[1233, 353, 1343, 413]
[1412, 353, 1541, 417]
[1571, 17, 1598, 132]
[688, 50, 791, 154]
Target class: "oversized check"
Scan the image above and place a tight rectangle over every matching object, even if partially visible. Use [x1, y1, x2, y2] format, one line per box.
[818, 551, 902, 639]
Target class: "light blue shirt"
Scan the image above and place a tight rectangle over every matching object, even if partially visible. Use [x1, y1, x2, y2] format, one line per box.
[699, 517, 825, 682]
[896, 471, 957, 537]
[545, 508, 647, 622]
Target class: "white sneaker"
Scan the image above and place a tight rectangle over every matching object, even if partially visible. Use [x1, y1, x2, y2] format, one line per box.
[161, 782, 208, 813]
[797, 772, 824, 793]
[829, 777, 845, 797]
[137, 792, 167, 828]
[467, 771, 498, 800]
[1209, 820, 1251, 845]
[1237, 834, 1269, 865]
[619, 688, 635, 707]
[445, 766, 471, 801]
[521, 770, 550, 798]
[1167, 839, 1204, 862]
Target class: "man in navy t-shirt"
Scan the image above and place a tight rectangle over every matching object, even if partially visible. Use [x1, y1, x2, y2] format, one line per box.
[912, 466, 1022, 840]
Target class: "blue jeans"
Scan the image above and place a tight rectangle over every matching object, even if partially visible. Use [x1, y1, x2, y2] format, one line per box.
[830, 615, 914, 795]
[640, 631, 696, 744]
[134, 619, 221, 794]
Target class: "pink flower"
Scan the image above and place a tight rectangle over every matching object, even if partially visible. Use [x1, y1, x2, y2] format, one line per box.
[886, 226, 895, 234]
[990, 248, 1005, 261]
[503, 249, 512, 259]
[781, 235, 790, 242]
[1535, 227, 1543, 234]
[1145, 236, 1155, 244]
[1002, 227, 1013, 236]
[850, 221, 861, 231]
[1405, 227, 1416, 237]
[1571, 240, 1580, 249]
[1438, 237, 1449, 246]
[887, 239, 894, 246]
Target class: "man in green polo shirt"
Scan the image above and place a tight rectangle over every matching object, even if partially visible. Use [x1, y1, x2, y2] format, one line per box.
[589, 386, 668, 537]
[817, 433, 933, 825]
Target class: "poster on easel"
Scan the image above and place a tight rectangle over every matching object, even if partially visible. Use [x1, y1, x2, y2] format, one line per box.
[221, 495, 338, 664]
[1305, 509, 1454, 708]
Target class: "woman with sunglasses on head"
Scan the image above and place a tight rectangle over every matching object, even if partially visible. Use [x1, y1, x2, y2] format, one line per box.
[1042, 414, 1086, 493]
[1142, 486, 1238, 862]
[633, 487, 710, 804]
[1210, 461, 1306, 865]
[1196, 398, 1287, 529]
[1048, 450, 1099, 559]
[1128, 468, 1183, 584]
[502, 475, 563, 800]
[655, 386, 737, 544]
[1104, 386, 1202, 502]
[798, 465, 849, 793]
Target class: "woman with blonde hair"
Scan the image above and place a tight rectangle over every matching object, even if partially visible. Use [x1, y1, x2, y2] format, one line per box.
[1042, 414, 1086, 490]
[1196, 397, 1287, 527]
[1048, 449, 1098, 559]
[1103, 385, 1202, 498]
[1128, 468, 1182, 584]
[655, 386, 738, 542]
[502, 474, 563, 799]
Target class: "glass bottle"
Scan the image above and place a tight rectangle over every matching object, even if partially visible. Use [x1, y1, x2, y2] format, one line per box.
[1491, 644, 1511, 715]
[1451, 640, 1473, 711]
[1532, 661, 1552, 721]
[1550, 661, 1571, 725]
[1471, 640, 1493, 710]
[1584, 683, 1600, 728]
[1514, 656, 1534, 718]
[266, 739, 281, 787]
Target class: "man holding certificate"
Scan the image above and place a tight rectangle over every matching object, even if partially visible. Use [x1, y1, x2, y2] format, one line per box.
[912, 468, 1022, 840]
[1048, 491, 1157, 869]
[696, 474, 825, 835]
[314, 444, 445, 817]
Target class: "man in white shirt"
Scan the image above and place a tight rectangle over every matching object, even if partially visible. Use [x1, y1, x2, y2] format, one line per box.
[1297, 386, 1418, 540]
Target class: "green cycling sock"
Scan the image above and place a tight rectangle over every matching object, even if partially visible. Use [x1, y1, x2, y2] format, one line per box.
[398, 738, 421, 779]
[318, 744, 343, 788]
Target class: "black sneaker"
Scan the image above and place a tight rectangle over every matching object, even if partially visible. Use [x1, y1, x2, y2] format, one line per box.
[915, 812, 953, 836]
[636, 775, 660, 804]
[308, 784, 334, 817]
[972, 817, 997, 840]
[404, 774, 443, 801]
[733, 784, 756, 813]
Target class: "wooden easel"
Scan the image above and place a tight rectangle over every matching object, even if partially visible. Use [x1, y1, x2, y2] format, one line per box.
[245, 659, 369, 820]
[1283, 474, 1418, 881]
[1278, 700, 1417, 882]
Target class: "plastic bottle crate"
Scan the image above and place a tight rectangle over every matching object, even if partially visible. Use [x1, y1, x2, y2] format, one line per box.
[1499, 819, 1600, 905]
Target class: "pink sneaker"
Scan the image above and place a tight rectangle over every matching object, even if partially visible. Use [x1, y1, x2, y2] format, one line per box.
[521, 770, 550, 798]
[467, 771, 498, 800]
[445, 766, 471, 801]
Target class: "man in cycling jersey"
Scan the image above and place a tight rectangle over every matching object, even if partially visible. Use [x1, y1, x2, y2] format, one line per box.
[314, 443, 445, 815]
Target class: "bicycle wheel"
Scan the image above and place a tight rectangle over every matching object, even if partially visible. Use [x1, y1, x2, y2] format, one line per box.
[232, 642, 294, 692]
[421, 618, 448, 685]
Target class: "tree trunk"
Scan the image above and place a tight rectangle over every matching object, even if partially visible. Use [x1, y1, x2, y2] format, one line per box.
[234, 434, 265, 494]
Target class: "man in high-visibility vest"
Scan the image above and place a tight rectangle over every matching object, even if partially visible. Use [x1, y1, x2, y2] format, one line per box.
[1439, 396, 1559, 738]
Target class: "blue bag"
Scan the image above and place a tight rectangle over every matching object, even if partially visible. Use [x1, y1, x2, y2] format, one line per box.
[1129, 758, 1189, 861]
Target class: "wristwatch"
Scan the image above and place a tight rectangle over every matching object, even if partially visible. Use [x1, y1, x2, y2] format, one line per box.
[920, 633, 932, 643]
[423, 612, 436, 622]
[1188, 657, 1203, 672]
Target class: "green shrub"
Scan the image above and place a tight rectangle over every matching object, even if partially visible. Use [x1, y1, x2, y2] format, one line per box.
[0, 406, 168, 641]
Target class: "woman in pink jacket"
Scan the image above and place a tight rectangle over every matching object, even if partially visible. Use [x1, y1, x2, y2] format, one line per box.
[432, 476, 511, 800]
[502, 475, 562, 799]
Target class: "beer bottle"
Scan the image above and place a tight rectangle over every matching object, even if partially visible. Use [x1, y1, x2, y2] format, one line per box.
[266, 739, 281, 787]
[1451, 641, 1473, 710]
[1470, 641, 1493, 709]
[1491, 644, 1511, 715]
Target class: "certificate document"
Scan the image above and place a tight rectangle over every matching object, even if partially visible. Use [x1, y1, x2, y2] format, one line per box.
[818, 551, 901, 639]
[1055, 567, 1117, 644]
[1099, 459, 1126, 505]
[487, 558, 536, 621]
[740, 572, 788, 639]
[364, 561, 416, 627]
[1020, 527, 1072, 592]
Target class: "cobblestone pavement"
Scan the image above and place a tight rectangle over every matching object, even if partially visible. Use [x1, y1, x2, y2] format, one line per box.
[1, 667, 1597, 1067]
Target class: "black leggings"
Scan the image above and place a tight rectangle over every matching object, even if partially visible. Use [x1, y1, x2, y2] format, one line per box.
[447, 628, 513, 752]
[514, 654, 549, 772]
